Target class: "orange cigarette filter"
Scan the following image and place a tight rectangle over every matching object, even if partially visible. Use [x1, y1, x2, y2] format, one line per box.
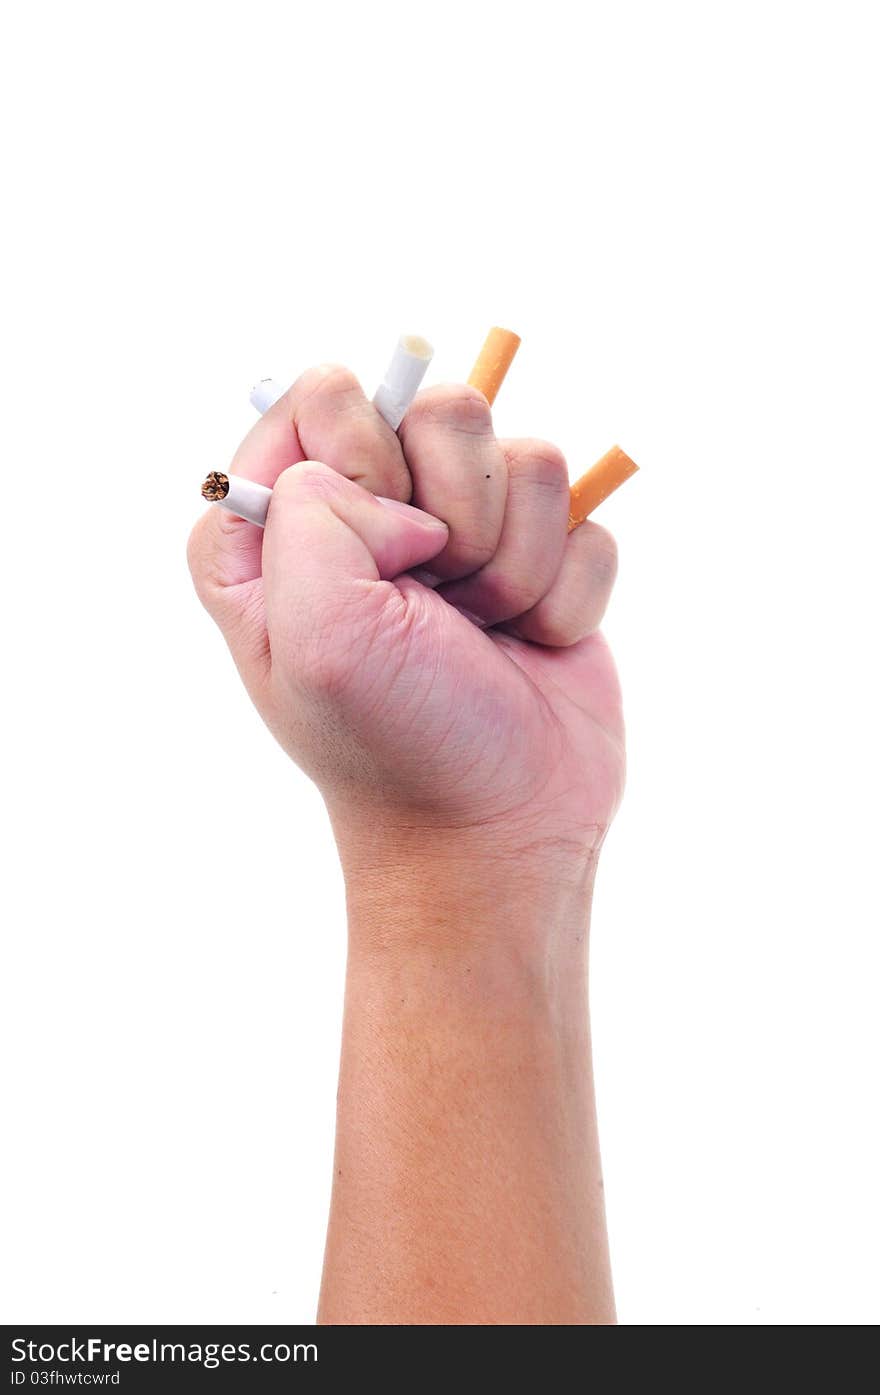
[468, 327, 638, 527]
[467, 326, 522, 405]
[567, 446, 639, 531]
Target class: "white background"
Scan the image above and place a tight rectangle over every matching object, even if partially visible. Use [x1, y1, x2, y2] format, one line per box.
[1, 0, 877, 1326]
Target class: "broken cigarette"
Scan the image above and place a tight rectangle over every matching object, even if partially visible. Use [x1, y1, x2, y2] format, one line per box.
[467, 326, 521, 406]
[568, 447, 639, 531]
[249, 334, 434, 432]
[201, 471, 272, 527]
[468, 327, 638, 526]
[372, 334, 434, 429]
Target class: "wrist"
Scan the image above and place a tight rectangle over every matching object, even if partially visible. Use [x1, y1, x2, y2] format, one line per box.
[342, 859, 594, 1067]
[333, 816, 601, 969]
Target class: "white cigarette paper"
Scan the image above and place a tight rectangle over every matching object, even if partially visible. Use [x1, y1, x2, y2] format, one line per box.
[249, 379, 285, 413]
[201, 473, 424, 531]
[371, 334, 433, 430]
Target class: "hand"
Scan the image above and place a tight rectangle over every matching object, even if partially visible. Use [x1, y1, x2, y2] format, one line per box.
[188, 365, 624, 904]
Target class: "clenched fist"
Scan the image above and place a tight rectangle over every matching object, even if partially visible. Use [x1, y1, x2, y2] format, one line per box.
[188, 364, 624, 903]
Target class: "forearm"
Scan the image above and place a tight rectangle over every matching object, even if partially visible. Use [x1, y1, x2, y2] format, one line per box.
[317, 851, 615, 1325]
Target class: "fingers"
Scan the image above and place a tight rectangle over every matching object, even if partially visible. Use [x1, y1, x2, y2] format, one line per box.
[437, 440, 570, 625]
[289, 365, 410, 502]
[189, 362, 410, 609]
[505, 520, 618, 647]
[398, 385, 509, 580]
[189, 352, 619, 684]
[187, 383, 307, 606]
[262, 463, 447, 685]
[405, 425, 617, 647]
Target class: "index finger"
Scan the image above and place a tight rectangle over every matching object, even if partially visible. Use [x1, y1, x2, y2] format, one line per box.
[192, 362, 413, 591]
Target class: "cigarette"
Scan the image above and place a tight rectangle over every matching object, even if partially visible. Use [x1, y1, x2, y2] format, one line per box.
[249, 379, 286, 413]
[568, 447, 639, 531]
[467, 326, 521, 405]
[467, 327, 639, 527]
[372, 334, 434, 429]
[249, 334, 434, 431]
[201, 444, 640, 533]
[201, 471, 272, 528]
[214, 335, 638, 531]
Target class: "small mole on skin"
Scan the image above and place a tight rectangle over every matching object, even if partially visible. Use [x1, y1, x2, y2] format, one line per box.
[485, 474, 491, 479]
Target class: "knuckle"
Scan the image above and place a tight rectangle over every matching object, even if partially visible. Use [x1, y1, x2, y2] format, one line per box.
[288, 364, 410, 501]
[446, 531, 497, 573]
[478, 567, 542, 617]
[586, 524, 618, 587]
[402, 383, 492, 438]
[289, 363, 361, 421]
[507, 439, 569, 492]
[366, 458, 412, 503]
[531, 607, 583, 648]
[385, 463, 413, 503]
[332, 424, 412, 501]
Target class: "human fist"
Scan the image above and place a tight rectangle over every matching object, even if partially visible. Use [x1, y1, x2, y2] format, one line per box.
[188, 365, 624, 874]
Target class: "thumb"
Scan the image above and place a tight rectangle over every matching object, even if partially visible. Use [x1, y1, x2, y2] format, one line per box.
[262, 461, 448, 663]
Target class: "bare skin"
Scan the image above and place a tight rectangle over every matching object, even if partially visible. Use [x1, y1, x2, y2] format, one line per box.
[188, 365, 623, 1324]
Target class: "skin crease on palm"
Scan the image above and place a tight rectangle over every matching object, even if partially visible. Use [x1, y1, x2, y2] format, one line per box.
[188, 364, 625, 891]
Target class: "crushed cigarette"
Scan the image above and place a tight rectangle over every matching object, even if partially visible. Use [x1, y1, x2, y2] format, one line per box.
[373, 334, 434, 429]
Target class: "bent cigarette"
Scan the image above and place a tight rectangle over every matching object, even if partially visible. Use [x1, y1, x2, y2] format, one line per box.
[467, 326, 521, 405]
[201, 471, 272, 528]
[249, 379, 286, 413]
[372, 334, 434, 429]
[567, 447, 639, 530]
